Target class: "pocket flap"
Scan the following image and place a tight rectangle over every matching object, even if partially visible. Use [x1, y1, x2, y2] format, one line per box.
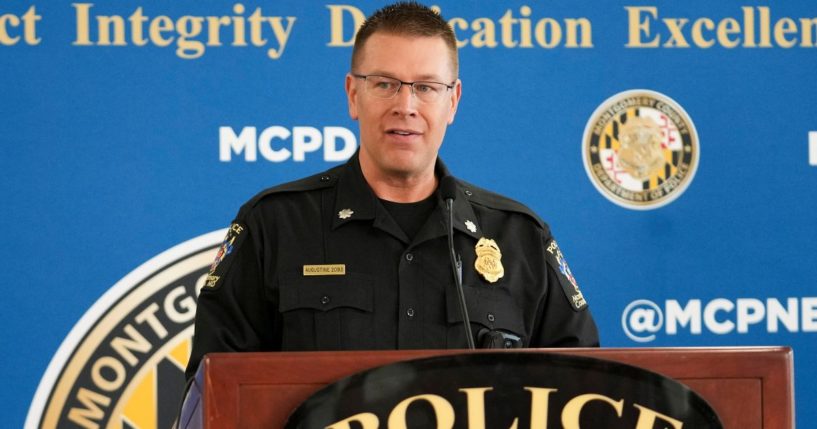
[446, 285, 526, 336]
[279, 273, 374, 313]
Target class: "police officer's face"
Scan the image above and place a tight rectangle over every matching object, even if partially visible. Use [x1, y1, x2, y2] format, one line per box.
[346, 33, 461, 181]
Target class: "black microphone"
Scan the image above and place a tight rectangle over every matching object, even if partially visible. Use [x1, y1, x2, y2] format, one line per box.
[440, 176, 475, 349]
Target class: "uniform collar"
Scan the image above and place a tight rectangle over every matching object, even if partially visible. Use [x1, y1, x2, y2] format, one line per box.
[331, 153, 483, 242]
[434, 160, 483, 241]
[332, 153, 378, 230]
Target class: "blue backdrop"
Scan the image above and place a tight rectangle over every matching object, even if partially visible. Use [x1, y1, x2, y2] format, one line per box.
[3, 1, 815, 427]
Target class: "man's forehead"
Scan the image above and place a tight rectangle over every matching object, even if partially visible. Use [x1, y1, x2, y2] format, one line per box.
[355, 32, 456, 80]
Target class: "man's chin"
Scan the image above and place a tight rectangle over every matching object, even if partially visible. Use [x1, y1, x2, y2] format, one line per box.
[380, 157, 438, 179]
[361, 145, 435, 179]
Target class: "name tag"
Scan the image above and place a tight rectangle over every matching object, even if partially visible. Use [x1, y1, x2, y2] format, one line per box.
[303, 264, 346, 276]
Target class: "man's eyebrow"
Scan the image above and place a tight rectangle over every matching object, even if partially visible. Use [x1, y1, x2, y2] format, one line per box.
[363, 71, 449, 82]
[415, 74, 450, 82]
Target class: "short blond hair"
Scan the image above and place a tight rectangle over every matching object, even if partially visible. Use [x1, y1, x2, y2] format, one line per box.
[351, 2, 459, 78]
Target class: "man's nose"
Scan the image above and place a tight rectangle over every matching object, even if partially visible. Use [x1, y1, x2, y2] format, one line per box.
[391, 84, 418, 115]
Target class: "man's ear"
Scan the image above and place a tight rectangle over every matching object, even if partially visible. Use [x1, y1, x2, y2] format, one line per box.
[345, 73, 359, 120]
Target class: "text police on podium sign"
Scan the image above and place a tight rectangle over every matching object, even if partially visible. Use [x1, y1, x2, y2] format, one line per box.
[285, 353, 721, 429]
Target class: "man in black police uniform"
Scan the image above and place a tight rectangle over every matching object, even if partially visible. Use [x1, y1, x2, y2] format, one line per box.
[185, 1, 598, 382]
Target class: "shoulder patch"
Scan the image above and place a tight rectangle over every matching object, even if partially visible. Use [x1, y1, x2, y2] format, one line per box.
[203, 222, 247, 290]
[545, 238, 588, 311]
[458, 179, 546, 229]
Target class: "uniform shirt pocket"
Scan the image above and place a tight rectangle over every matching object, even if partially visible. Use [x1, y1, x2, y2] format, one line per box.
[278, 272, 375, 350]
[445, 285, 526, 347]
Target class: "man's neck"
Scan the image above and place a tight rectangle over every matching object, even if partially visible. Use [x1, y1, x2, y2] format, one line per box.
[359, 156, 438, 203]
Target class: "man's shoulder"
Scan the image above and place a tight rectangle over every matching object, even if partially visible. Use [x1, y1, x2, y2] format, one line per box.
[457, 179, 548, 231]
[251, 165, 343, 202]
[235, 164, 345, 220]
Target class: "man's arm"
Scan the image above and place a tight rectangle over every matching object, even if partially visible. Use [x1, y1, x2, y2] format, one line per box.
[530, 235, 600, 347]
[185, 223, 277, 381]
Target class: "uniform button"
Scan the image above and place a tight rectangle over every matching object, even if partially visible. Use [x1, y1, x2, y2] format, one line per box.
[406, 308, 415, 318]
[487, 313, 495, 322]
[405, 253, 414, 262]
[320, 175, 331, 182]
[320, 295, 330, 305]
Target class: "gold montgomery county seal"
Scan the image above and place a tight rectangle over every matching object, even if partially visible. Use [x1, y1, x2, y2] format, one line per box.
[26, 230, 225, 429]
[474, 237, 504, 283]
[582, 90, 699, 210]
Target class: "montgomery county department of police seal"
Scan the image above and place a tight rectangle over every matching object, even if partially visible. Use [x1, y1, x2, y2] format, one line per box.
[25, 230, 225, 429]
[582, 90, 699, 210]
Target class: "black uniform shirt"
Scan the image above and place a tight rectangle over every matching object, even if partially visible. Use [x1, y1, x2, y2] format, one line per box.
[186, 155, 599, 380]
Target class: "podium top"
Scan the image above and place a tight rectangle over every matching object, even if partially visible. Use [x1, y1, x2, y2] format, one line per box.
[192, 347, 793, 429]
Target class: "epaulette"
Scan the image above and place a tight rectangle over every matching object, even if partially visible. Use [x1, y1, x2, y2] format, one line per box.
[457, 179, 547, 230]
[235, 164, 344, 220]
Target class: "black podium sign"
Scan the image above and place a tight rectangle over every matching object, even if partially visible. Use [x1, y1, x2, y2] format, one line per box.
[285, 352, 722, 429]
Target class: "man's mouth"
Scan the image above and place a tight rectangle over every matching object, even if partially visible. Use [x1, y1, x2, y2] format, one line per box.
[386, 129, 421, 136]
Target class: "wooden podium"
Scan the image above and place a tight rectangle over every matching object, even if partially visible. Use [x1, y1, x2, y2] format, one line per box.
[183, 347, 793, 428]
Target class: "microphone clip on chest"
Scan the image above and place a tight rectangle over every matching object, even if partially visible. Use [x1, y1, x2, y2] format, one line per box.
[441, 176, 475, 350]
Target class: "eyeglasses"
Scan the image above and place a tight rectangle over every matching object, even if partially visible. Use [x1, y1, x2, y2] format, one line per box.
[352, 74, 454, 103]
